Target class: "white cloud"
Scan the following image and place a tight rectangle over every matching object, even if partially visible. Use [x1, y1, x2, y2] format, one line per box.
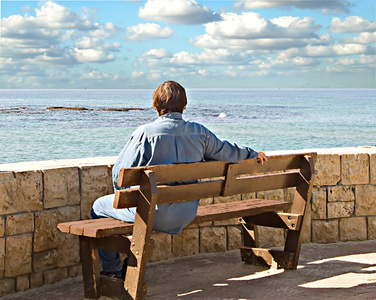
[71, 48, 115, 63]
[332, 43, 367, 55]
[126, 23, 174, 42]
[1, 1, 122, 68]
[235, 0, 351, 14]
[342, 32, 376, 44]
[90, 22, 123, 39]
[131, 71, 145, 79]
[205, 12, 319, 39]
[330, 16, 376, 33]
[138, 0, 221, 24]
[1, 1, 92, 30]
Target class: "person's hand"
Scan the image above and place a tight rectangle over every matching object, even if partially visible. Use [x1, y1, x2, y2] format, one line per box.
[257, 151, 267, 165]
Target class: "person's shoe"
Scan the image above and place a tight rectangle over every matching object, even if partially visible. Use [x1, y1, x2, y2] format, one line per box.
[100, 270, 122, 279]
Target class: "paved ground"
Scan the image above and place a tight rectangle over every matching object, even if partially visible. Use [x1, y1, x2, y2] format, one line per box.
[3, 240, 376, 300]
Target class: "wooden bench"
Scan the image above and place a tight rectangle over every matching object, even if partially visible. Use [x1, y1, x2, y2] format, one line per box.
[58, 152, 316, 300]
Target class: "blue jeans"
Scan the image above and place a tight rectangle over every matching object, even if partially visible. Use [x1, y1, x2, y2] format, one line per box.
[92, 194, 199, 272]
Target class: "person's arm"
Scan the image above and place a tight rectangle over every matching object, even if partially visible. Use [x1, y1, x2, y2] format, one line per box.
[112, 127, 147, 190]
[204, 128, 267, 164]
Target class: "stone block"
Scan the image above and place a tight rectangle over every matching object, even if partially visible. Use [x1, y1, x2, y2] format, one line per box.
[312, 220, 339, 243]
[30, 272, 43, 289]
[0, 171, 43, 215]
[311, 187, 326, 220]
[339, 217, 367, 242]
[33, 249, 59, 272]
[227, 225, 242, 250]
[199, 227, 227, 253]
[0, 217, 4, 237]
[150, 232, 173, 262]
[371, 153, 376, 184]
[172, 228, 199, 257]
[80, 166, 113, 219]
[5, 234, 33, 277]
[301, 202, 312, 244]
[256, 189, 284, 200]
[69, 265, 82, 277]
[199, 198, 213, 206]
[368, 217, 376, 240]
[241, 192, 256, 200]
[284, 187, 296, 204]
[16, 275, 30, 292]
[43, 268, 68, 285]
[257, 226, 286, 247]
[314, 154, 340, 186]
[0, 278, 15, 297]
[57, 234, 80, 267]
[43, 167, 80, 209]
[34, 210, 60, 252]
[355, 185, 376, 216]
[327, 201, 354, 218]
[5, 213, 34, 236]
[214, 218, 239, 226]
[214, 194, 241, 204]
[341, 154, 369, 185]
[328, 186, 355, 202]
[0, 238, 4, 278]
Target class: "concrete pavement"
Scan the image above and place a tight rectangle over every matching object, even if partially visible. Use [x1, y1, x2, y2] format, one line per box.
[3, 240, 376, 300]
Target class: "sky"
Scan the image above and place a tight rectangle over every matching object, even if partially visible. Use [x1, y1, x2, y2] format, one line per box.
[0, 0, 375, 89]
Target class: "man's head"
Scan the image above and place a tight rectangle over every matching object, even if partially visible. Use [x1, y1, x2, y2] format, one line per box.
[152, 81, 187, 116]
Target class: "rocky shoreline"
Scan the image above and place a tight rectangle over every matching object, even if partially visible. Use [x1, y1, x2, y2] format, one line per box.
[1, 106, 145, 113]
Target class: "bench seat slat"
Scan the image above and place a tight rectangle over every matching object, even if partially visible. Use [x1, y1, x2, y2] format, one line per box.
[190, 199, 290, 224]
[57, 218, 133, 238]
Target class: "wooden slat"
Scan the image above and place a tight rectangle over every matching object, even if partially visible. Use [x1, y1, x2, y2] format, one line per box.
[190, 199, 290, 224]
[118, 160, 228, 187]
[57, 218, 133, 238]
[115, 171, 301, 208]
[242, 212, 302, 231]
[117, 153, 317, 188]
[233, 171, 301, 195]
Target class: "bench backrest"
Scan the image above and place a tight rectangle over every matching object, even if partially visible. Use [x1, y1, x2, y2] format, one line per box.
[113, 153, 316, 211]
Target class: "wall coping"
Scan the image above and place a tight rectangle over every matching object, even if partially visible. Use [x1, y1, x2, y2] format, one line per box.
[1, 146, 375, 172]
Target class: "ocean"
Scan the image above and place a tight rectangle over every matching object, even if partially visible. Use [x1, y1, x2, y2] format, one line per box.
[0, 88, 375, 164]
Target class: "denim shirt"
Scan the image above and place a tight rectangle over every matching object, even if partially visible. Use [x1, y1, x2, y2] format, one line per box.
[112, 112, 258, 189]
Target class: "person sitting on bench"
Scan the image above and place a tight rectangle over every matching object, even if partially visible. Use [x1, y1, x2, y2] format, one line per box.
[91, 80, 267, 279]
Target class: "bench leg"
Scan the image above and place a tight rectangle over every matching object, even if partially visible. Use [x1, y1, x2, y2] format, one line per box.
[80, 236, 102, 299]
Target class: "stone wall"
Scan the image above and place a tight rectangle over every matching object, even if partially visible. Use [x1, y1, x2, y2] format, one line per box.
[0, 147, 375, 297]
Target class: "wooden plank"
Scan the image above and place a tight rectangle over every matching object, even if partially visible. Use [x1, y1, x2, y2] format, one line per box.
[242, 212, 302, 231]
[58, 218, 133, 238]
[190, 199, 290, 224]
[80, 236, 101, 299]
[124, 170, 157, 300]
[117, 153, 317, 188]
[232, 171, 300, 195]
[115, 171, 301, 208]
[118, 160, 228, 187]
[58, 218, 118, 235]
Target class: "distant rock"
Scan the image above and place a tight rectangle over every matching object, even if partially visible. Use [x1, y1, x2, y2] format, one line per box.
[96, 108, 144, 112]
[46, 106, 144, 112]
[0, 107, 27, 113]
[46, 106, 90, 111]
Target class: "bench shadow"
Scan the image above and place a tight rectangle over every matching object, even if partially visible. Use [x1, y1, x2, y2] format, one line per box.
[146, 241, 376, 299]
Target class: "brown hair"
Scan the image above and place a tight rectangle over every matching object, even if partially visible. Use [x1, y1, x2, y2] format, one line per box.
[152, 81, 187, 116]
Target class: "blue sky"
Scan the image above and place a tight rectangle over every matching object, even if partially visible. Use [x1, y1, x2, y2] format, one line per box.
[0, 0, 375, 88]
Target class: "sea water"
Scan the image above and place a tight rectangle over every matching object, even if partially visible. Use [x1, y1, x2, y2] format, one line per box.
[0, 88, 375, 164]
